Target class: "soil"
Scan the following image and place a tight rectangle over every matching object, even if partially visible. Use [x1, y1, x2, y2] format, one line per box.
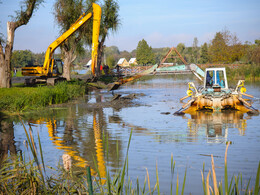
[11, 76, 27, 84]
[72, 92, 145, 111]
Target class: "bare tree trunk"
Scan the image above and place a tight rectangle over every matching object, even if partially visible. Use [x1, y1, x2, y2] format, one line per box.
[61, 47, 76, 81]
[0, 0, 41, 88]
[0, 22, 16, 88]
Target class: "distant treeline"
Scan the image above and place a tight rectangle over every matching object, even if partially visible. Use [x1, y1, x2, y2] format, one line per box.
[11, 30, 260, 73]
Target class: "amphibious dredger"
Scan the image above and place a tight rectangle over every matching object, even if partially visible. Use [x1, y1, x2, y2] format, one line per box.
[175, 66, 259, 115]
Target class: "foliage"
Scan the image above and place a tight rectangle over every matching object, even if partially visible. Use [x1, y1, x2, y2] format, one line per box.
[96, 0, 120, 75]
[11, 50, 34, 68]
[107, 55, 116, 68]
[0, 82, 86, 113]
[208, 29, 246, 63]
[209, 32, 227, 63]
[199, 43, 209, 64]
[192, 37, 199, 63]
[176, 43, 187, 64]
[226, 64, 260, 81]
[0, 0, 44, 88]
[136, 39, 155, 65]
[54, 0, 86, 80]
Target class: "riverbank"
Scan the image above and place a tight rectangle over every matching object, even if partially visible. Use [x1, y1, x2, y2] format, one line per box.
[0, 81, 88, 114]
[226, 64, 260, 81]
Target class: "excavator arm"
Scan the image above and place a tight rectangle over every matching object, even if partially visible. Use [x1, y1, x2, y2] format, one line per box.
[22, 3, 101, 77]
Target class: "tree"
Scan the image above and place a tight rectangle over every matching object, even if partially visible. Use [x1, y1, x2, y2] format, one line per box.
[249, 40, 260, 64]
[208, 32, 227, 63]
[96, 0, 120, 76]
[54, 0, 86, 81]
[176, 43, 186, 64]
[199, 43, 209, 64]
[136, 39, 155, 65]
[104, 46, 120, 56]
[54, 0, 120, 79]
[107, 55, 115, 69]
[0, 0, 43, 88]
[192, 37, 199, 63]
[11, 50, 34, 68]
[209, 29, 246, 64]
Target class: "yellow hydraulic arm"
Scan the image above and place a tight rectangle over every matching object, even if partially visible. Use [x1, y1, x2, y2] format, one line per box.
[22, 3, 101, 77]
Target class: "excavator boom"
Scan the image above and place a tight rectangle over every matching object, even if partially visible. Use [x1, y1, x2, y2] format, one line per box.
[22, 3, 101, 79]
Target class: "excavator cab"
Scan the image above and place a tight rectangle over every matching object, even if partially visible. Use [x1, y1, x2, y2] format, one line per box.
[51, 59, 63, 76]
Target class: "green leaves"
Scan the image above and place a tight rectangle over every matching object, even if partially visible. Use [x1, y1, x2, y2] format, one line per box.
[136, 39, 155, 65]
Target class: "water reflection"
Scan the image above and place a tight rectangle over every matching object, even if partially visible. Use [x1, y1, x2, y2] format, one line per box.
[0, 118, 16, 163]
[27, 109, 108, 179]
[186, 111, 247, 143]
[93, 110, 106, 183]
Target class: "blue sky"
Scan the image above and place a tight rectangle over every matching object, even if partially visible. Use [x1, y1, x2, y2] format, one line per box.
[0, 0, 260, 53]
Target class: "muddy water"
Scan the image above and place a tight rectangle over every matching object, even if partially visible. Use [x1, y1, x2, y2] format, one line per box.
[1, 75, 260, 194]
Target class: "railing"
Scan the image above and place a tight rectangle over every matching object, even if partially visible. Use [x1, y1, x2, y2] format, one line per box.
[115, 64, 245, 76]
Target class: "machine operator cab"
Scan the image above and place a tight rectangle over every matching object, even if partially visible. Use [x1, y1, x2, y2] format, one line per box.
[52, 59, 64, 76]
[203, 67, 228, 92]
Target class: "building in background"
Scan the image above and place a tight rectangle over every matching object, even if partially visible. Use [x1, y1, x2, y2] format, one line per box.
[117, 58, 129, 67]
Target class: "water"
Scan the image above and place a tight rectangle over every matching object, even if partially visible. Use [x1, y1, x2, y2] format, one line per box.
[1, 75, 260, 194]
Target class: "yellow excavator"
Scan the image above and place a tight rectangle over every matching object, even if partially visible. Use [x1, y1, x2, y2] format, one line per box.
[22, 3, 101, 85]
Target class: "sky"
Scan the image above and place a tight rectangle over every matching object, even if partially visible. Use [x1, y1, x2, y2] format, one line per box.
[0, 0, 260, 53]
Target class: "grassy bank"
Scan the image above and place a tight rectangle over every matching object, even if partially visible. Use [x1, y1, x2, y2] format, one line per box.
[0, 124, 259, 194]
[0, 81, 87, 113]
[225, 64, 260, 81]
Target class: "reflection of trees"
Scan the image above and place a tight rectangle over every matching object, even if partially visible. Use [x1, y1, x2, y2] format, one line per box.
[0, 119, 16, 164]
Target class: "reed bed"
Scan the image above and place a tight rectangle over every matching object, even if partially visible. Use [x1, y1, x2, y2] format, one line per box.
[0, 121, 259, 194]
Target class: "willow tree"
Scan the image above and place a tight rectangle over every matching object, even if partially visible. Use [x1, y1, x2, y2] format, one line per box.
[54, 0, 85, 81]
[54, 0, 120, 79]
[0, 0, 43, 88]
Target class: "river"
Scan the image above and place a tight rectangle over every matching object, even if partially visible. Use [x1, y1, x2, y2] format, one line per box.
[1, 75, 260, 194]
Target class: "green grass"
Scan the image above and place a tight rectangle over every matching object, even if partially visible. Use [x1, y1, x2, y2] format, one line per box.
[11, 70, 23, 77]
[0, 81, 87, 113]
[226, 64, 260, 81]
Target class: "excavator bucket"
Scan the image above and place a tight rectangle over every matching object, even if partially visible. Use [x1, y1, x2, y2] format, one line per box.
[108, 82, 121, 91]
[108, 64, 158, 91]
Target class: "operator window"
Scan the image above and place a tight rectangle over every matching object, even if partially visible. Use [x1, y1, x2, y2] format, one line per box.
[216, 70, 225, 88]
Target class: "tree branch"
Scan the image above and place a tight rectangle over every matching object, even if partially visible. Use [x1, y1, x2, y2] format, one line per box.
[13, 0, 42, 30]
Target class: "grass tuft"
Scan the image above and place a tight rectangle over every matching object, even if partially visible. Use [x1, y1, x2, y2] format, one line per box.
[0, 82, 86, 113]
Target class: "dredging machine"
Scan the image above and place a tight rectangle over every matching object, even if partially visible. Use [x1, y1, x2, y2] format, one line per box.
[175, 67, 259, 115]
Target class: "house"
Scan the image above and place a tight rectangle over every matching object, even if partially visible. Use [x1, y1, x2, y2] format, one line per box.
[117, 58, 129, 67]
[129, 58, 137, 65]
[83, 60, 92, 68]
[84, 60, 92, 69]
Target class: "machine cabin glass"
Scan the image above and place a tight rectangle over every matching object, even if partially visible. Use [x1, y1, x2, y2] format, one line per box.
[204, 68, 228, 89]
